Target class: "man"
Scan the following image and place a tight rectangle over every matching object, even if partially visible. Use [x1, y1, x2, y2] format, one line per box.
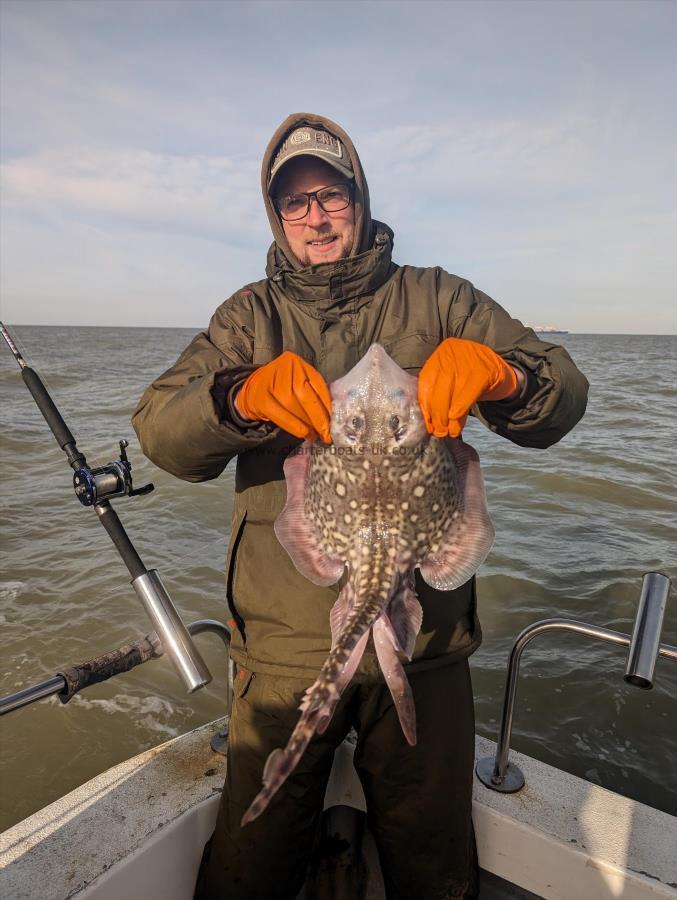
[133, 113, 588, 899]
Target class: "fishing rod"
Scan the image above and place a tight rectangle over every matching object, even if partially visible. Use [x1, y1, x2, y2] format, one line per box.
[0, 321, 211, 694]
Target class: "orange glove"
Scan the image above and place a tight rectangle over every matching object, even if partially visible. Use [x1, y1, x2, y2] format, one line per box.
[234, 351, 332, 443]
[418, 338, 518, 438]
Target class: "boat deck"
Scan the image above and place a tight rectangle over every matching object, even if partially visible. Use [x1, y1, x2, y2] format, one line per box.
[1, 718, 675, 899]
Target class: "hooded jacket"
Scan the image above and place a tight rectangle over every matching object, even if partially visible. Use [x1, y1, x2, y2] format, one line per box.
[132, 112, 588, 679]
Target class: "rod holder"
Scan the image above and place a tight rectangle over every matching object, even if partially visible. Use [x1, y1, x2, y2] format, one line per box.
[132, 570, 211, 693]
[1, 322, 211, 695]
[624, 573, 670, 689]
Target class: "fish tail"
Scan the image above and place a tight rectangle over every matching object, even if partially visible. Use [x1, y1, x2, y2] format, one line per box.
[240, 678, 341, 827]
[241, 567, 396, 827]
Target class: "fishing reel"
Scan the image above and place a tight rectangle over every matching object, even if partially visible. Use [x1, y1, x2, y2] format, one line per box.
[73, 440, 154, 507]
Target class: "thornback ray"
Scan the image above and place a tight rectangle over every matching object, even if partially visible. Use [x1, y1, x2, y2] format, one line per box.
[241, 344, 494, 826]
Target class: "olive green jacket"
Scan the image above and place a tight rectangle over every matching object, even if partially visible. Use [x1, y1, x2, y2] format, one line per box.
[132, 113, 588, 679]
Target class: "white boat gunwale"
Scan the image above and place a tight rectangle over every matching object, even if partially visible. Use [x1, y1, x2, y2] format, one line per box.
[1, 718, 675, 899]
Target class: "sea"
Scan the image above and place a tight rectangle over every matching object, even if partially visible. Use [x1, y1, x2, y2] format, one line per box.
[1, 326, 676, 831]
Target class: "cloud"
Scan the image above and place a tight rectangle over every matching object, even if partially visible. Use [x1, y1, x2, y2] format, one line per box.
[0, 215, 265, 328]
[1, 1, 675, 331]
[2, 113, 675, 334]
[1, 148, 267, 247]
[362, 109, 675, 205]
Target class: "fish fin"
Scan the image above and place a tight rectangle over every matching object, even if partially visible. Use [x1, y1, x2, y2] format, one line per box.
[419, 438, 495, 590]
[387, 574, 423, 660]
[373, 616, 417, 746]
[275, 443, 345, 586]
[241, 747, 290, 826]
[262, 748, 284, 784]
[335, 628, 371, 694]
[329, 580, 357, 648]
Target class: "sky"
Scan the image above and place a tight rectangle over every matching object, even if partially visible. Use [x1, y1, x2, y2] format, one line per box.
[0, 0, 675, 334]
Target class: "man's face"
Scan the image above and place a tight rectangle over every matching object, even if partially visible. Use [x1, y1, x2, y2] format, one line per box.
[274, 157, 355, 266]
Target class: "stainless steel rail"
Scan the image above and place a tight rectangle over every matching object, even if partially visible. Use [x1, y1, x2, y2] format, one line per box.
[476, 572, 674, 793]
[0, 619, 231, 716]
[187, 619, 235, 747]
[0, 676, 68, 715]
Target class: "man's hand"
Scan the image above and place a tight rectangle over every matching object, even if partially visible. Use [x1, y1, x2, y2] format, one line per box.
[418, 338, 520, 438]
[234, 351, 332, 443]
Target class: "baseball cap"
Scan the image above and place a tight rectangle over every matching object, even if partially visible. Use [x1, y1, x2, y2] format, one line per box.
[269, 126, 354, 187]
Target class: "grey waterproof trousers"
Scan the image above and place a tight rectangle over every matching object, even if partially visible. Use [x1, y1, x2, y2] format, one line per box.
[194, 659, 478, 900]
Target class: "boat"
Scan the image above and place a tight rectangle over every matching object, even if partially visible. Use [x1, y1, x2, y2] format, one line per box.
[1, 322, 675, 898]
[2, 715, 676, 898]
[2, 574, 676, 899]
[525, 324, 569, 335]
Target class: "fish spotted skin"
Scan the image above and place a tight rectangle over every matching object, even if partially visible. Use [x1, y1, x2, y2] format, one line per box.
[241, 345, 494, 826]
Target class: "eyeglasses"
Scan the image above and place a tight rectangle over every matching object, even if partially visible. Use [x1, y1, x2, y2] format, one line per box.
[275, 182, 353, 222]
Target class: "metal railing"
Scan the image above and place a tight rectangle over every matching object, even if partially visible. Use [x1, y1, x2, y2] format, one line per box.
[476, 572, 675, 792]
[0, 619, 232, 717]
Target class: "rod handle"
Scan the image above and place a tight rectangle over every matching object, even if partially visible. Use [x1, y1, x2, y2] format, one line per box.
[22, 367, 86, 468]
[57, 635, 161, 703]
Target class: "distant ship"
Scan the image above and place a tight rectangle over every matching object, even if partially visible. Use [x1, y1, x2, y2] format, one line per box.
[525, 323, 569, 334]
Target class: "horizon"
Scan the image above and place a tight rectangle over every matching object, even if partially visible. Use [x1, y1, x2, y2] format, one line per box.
[1, 0, 676, 335]
[3, 322, 674, 338]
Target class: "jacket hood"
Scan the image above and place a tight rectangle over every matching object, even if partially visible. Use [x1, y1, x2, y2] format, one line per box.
[261, 112, 374, 273]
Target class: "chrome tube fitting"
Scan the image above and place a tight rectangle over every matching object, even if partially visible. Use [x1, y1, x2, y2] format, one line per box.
[624, 572, 671, 689]
[132, 570, 211, 692]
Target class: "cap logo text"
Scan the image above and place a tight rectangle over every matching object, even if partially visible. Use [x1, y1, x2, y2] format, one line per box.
[290, 129, 312, 145]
